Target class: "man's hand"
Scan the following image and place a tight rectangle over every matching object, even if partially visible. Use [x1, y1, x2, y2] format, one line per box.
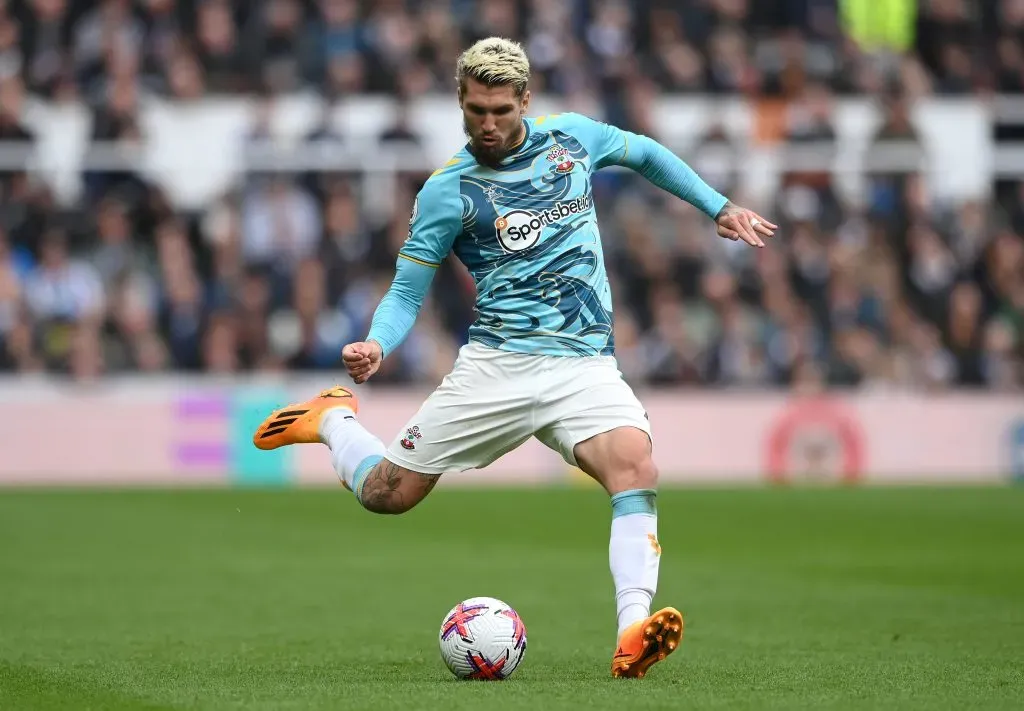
[342, 340, 383, 384]
[715, 201, 777, 248]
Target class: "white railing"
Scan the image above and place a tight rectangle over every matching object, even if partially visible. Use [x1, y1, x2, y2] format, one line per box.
[1, 93, 1006, 209]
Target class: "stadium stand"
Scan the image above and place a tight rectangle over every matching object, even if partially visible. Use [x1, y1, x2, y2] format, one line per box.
[0, 0, 1020, 389]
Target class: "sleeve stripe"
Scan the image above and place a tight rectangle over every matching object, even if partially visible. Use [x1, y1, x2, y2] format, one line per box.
[398, 252, 441, 268]
[621, 134, 630, 164]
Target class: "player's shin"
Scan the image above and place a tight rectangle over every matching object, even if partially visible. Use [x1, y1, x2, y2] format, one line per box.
[319, 409, 385, 496]
[609, 489, 660, 639]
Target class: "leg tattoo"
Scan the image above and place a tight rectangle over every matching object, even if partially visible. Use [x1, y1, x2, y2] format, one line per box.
[360, 460, 438, 514]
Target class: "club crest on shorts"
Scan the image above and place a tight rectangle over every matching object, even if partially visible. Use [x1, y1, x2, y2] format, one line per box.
[400, 425, 422, 450]
[546, 143, 574, 174]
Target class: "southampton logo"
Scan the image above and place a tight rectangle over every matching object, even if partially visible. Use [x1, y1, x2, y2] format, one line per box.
[400, 425, 422, 450]
[493, 194, 592, 253]
[546, 144, 575, 174]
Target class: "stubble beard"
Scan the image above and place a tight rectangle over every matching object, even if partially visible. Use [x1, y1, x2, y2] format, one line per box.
[465, 117, 522, 169]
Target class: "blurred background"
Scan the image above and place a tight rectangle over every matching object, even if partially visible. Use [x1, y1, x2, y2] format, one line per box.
[3, 6, 1022, 702]
[0, 0, 1023, 484]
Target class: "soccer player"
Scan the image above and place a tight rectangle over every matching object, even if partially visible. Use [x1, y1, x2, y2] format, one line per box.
[253, 37, 775, 678]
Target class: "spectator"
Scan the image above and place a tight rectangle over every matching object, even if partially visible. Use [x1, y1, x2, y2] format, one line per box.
[284, 257, 343, 370]
[165, 47, 204, 100]
[946, 281, 986, 386]
[0, 75, 32, 141]
[22, 229, 104, 369]
[0, 229, 24, 366]
[243, 0, 316, 93]
[235, 265, 273, 369]
[19, 0, 70, 97]
[241, 176, 322, 277]
[141, 0, 183, 77]
[158, 219, 204, 370]
[316, 0, 362, 89]
[0, 10, 24, 87]
[72, 0, 144, 91]
[202, 309, 239, 373]
[196, 0, 246, 93]
[0, 0, 1015, 391]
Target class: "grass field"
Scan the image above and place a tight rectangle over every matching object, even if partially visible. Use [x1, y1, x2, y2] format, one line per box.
[1, 486, 1023, 710]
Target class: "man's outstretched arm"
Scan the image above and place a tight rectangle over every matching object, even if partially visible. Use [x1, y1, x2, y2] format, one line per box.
[615, 133, 728, 219]
[566, 112, 777, 247]
[616, 133, 776, 247]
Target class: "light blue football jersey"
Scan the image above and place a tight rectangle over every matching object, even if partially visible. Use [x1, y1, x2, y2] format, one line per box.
[401, 113, 632, 357]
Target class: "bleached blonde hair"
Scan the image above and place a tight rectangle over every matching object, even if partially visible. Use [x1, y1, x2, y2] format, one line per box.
[456, 37, 531, 97]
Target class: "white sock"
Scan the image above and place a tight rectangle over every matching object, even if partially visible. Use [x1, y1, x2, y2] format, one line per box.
[319, 407, 386, 494]
[609, 490, 660, 640]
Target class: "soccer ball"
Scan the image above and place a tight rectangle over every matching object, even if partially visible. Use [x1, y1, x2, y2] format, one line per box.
[438, 596, 527, 680]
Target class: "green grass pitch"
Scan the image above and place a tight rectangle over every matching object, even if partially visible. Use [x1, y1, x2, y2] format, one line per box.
[1, 486, 1023, 710]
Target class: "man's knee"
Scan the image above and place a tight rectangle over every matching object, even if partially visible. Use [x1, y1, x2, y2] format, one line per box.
[574, 426, 657, 494]
[358, 459, 439, 514]
[609, 452, 658, 493]
[630, 454, 659, 490]
[597, 455, 658, 495]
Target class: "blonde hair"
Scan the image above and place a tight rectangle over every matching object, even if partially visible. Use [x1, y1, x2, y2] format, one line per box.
[455, 37, 530, 97]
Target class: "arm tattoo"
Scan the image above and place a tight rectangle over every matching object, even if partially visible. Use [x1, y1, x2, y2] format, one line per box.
[360, 460, 440, 514]
[714, 200, 740, 221]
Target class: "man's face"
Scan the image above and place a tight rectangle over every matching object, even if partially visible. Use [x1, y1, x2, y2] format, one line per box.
[460, 78, 529, 168]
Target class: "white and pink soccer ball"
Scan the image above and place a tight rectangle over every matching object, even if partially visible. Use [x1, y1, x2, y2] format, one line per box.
[438, 596, 527, 680]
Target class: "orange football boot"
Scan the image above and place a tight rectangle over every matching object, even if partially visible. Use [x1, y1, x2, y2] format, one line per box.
[252, 386, 358, 451]
[610, 607, 684, 678]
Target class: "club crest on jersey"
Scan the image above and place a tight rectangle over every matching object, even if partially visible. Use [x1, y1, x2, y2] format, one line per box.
[400, 425, 422, 450]
[546, 144, 575, 174]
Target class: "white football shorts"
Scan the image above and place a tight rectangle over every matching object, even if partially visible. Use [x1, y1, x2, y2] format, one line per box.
[385, 343, 652, 475]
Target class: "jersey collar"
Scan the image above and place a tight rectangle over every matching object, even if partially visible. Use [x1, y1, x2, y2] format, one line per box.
[507, 118, 530, 157]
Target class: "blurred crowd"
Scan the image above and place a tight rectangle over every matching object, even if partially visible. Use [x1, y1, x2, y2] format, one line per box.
[0, 0, 1022, 389]
[4, 0, 1024, 99]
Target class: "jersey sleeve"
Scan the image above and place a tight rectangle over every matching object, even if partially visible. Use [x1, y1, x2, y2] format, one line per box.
[365, 258, 437, 358]
[398, 172, 462, 268]
[556, 112, 727, 220]
[366, 169, 462, 357]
